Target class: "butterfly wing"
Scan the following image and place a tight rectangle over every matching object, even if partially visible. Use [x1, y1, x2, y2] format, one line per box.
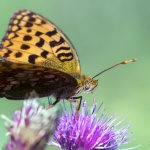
[0, 59, 78, 99]
[0, 10, 81, 75]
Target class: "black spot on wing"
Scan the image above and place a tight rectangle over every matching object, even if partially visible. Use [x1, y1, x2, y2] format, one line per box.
[57, 53, 73, 62]
[46, 29, 57, 37]
[49, 37, 65, 47]
[35, 31, 43, 36]
[25, 22, 33, 27]
[56, 47, 70, 53]
[21, 44, 30, 50]
[27, 29, 32, 33]
[15, 52, 22, 57]
[36, 38, 44, 47]
[41, 50, 49, 58]
[28, 54, 39, 64]
[41, 20, 46, 24]
[5, 41, 13, 47]
[23, 35, 32, 41]
[3, 49, 12, 57]
[29, 17, 36, 22]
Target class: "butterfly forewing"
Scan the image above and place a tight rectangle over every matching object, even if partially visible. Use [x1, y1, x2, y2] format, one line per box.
[0, 10, 82, 100]
[0, 10, 80, 74]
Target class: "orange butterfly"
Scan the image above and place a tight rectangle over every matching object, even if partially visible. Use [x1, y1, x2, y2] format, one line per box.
[0, 10, 136, 109]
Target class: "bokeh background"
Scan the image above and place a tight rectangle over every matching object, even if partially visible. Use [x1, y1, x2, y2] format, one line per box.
[0, 0, 149, 149]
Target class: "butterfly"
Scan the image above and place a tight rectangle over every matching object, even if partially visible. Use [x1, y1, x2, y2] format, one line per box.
[0, 10, 136, 109]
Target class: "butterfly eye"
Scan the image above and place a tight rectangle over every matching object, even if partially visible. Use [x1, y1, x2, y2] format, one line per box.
[84, 81, 91, 91]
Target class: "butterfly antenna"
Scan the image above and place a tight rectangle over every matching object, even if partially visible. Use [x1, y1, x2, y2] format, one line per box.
[92, 58, 137, 79]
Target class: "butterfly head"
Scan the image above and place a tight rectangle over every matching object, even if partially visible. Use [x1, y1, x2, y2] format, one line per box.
[82, 76, 98, 93]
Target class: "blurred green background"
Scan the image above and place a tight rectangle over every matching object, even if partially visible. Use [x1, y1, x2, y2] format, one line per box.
[0, 0, 149, 149]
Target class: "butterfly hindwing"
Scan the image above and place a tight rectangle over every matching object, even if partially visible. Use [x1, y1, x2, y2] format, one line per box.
[0, 59, 78, 99]
[0, 10, 80, 74]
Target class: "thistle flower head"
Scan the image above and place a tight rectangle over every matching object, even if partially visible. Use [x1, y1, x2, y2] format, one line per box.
[2, 99, 58, 150]
[49, 100, 134, 150]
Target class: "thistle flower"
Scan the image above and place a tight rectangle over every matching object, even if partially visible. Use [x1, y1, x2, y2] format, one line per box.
[2, 99, 58, 150]
[48, 100, 135, 150]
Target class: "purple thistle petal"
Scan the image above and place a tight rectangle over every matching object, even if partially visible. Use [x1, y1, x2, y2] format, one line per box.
[48, 101, 136, 150]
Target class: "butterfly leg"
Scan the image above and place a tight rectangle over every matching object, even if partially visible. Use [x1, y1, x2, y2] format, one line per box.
[52, 98, 60, 105]
[70, 96, 82, 112]
[47, 97, 60, 109]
